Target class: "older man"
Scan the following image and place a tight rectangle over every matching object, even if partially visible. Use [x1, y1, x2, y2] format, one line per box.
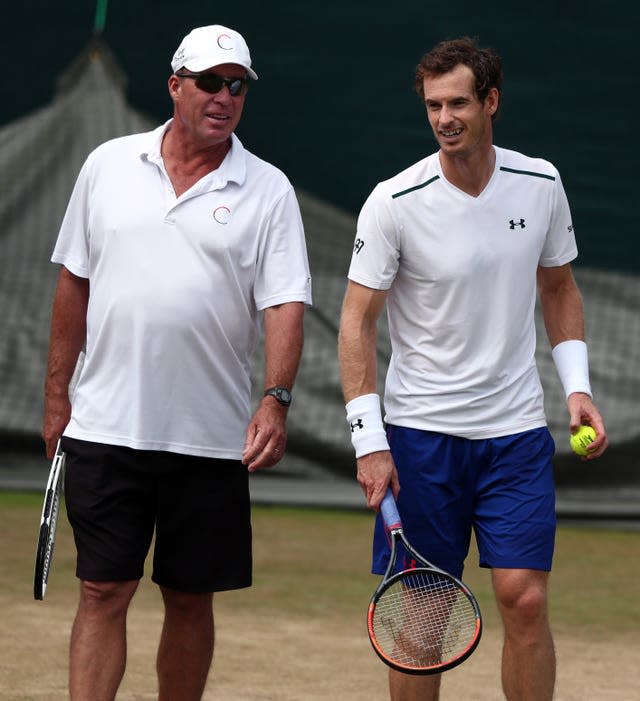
[43, 25, 311, 700]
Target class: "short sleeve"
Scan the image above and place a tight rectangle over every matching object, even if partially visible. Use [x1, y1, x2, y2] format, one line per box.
[347, 184, 401, 290]
[253, 186, 312, 310]
[51, 157, 92, 278]
[538, 171, 578, 267]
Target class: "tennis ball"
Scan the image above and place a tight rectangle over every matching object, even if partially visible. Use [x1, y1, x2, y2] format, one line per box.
[569, 425, 596, 456]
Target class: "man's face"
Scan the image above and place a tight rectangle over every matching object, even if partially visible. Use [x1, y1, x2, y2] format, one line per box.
[169, 63, 247, 148]
[423, 63, 498, 160]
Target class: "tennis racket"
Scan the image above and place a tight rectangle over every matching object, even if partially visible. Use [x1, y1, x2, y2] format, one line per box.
[34, 440, 66, 600]
[367, 490, 482, 675]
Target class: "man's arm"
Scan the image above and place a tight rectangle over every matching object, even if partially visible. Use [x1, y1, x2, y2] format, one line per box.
[537, 263, 585, 345]
[338, 280, 399, 508]
[42, 267, 89, 459]
[242, 301, 304, 472]
[537, 263, 608, 458]
[338, 281, 386, 402]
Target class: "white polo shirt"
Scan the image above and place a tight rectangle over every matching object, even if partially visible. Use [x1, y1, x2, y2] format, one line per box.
[52, 121, 312, 458]
[348, 146, 577, 439]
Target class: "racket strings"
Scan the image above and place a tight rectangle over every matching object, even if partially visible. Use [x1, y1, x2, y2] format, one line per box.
[372, 570, 478, 669]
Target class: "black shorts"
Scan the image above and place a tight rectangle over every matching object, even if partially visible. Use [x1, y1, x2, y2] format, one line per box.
[62, 437, 252, 593]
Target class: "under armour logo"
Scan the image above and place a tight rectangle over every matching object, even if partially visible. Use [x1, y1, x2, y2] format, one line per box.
[509, 219, 526, 229]
[350, 419, 364, 432]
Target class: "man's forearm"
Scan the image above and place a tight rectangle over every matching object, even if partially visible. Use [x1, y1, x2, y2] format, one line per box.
[338, 315, 379, 402]
[43, 266, 89, 454]
[45, 268, 89, 395]
[537, 264, 585, 347]
[262, 302, 304, 390]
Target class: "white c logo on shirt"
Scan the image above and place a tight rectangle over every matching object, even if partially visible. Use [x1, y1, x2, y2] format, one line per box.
[217, 34, 233, 50]
[213, 206, 231, 224]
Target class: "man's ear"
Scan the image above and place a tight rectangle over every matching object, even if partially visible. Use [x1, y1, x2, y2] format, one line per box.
[168, 74, 181, 101]
[486, 87, 500, 117]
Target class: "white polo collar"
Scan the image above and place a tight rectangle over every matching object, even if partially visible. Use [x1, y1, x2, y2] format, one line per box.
[140, 119, 247, 189]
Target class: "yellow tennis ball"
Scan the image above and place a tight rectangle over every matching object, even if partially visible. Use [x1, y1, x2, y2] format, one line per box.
[569, 425, 596, 456]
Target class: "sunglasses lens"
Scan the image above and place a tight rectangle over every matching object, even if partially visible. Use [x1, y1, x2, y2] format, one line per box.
[194, 75, 247, 96]
[228, 79, 245, 96]
[196, 74, 225, 94]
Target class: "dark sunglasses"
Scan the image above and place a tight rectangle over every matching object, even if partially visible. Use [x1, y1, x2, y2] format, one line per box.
[175, 72, 249, 97]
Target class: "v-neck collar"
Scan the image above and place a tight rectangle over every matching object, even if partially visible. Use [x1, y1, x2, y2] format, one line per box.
[436, 146, 501, 202]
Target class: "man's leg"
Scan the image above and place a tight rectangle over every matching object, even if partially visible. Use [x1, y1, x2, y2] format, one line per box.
[389, 669, 441, 700]
[492, 568, 555, 701]
[157, 586, 215, 701]
[69, 579, 139, 701]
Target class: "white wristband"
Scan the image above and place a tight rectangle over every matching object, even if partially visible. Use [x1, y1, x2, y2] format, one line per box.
[345, 393, 390, 458]
[551, 340, 592, 399]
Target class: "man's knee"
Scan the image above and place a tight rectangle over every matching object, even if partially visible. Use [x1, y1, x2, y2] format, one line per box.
[160, 587, 213, 619]
[493, 570, 549, 626]
[78, 579, 139, 617]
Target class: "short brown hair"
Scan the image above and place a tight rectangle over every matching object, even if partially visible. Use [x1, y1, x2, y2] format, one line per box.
[415, 37, 503, 117]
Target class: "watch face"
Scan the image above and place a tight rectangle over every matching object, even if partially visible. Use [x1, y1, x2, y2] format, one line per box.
[266, 386, 291, 405]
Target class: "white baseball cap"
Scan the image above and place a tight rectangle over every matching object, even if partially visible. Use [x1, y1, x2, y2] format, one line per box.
[171, 25, 258, 80]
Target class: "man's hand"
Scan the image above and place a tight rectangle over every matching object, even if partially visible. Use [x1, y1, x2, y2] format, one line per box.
[567, 392, 608, 459]
[242, 397, 288, 472]
[356, 451, 400, 510]
[42, 393, 71, 460]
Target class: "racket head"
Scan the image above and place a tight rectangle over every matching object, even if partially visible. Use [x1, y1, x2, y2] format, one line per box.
[368, 566, 482, 675]
[34, 446, 65, 600]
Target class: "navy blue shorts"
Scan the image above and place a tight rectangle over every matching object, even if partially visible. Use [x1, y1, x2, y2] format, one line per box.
[62, 437, 252, 593]
[372, 426, 556, 578]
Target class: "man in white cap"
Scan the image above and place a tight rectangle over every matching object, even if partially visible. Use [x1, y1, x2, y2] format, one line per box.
[43, 25, 311, 700]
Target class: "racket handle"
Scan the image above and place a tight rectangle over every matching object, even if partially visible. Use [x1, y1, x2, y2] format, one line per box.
[380, 489, 402, 530]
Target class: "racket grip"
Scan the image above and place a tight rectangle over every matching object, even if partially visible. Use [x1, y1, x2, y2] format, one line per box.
[380, 489, 402, 530]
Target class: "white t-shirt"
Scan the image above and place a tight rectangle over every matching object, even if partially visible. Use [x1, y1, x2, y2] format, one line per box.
[348, 146, 577, 439]
[52, 122, 312, 458]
